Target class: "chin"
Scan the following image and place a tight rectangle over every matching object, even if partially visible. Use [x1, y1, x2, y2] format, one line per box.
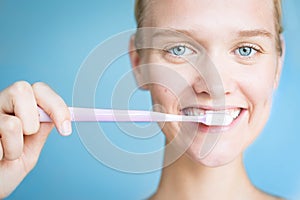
[185, 145, 242, 168]
[193, 155, 236, 168]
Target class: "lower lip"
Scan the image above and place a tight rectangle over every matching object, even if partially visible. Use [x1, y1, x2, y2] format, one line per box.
[187, 109, 246, 133]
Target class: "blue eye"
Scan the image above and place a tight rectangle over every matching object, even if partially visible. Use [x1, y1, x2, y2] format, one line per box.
[236, 46, 258, 57]
[168, 45, 194, 57]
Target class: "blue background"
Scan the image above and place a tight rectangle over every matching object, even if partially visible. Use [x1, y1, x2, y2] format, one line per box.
[1, 0, 300, 199]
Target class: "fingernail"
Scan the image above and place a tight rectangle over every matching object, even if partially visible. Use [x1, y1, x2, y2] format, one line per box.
[60, 120, 72, 136]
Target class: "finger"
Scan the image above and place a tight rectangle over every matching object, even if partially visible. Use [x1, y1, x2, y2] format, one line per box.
[32, 82, 72, 136]
[0, 115, 23, 161]
[0, 81, 40, 135]
[22, 123, 54, 172]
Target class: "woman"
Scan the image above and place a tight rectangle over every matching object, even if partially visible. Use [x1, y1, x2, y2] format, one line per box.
[0, 0, 285, 199]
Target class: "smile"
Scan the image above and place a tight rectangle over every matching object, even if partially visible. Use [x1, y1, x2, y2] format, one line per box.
[181, 107, 242, 126]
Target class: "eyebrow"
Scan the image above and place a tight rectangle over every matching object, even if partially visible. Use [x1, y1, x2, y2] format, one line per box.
[151, 28, 274, 40]
[151, 28, 196, 39]
[237, 29, 273, 38]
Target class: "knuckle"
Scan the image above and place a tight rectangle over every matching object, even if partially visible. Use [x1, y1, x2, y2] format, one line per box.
[24, 119, 40, 136]
[2, 116, 22, 134]
[4, 151, 19, 161]
[31, 123, 40, 134]
[31, 82, 49, 91]
[8, 81, 32, 97]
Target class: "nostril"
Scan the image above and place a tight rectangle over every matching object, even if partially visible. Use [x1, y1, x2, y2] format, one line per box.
[225, 90, 231, 95]
[192, 77, 210, 95]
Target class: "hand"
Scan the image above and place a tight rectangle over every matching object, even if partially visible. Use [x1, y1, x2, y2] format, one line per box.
[0, 81, 71, 198]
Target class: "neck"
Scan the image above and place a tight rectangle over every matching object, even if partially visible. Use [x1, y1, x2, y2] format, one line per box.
[151, 153, 262, 200]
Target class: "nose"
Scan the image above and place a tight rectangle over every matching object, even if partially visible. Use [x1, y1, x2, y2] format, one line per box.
[192, 60, 237, 100]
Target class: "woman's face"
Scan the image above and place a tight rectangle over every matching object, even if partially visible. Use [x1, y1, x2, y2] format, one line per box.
[131, 0, 284, 167]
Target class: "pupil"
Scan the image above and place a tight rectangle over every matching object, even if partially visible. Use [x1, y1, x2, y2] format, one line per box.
[239, 47, 251, 56]
[174, 46, 185, 55]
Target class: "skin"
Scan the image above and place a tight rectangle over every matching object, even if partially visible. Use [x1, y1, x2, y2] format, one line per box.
[0, 82, 71, 198]
[129, 0, 284, 199]
[0, 0, 284, 199]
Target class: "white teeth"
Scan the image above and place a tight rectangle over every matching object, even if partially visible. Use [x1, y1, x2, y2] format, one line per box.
[182, 108, 242, 126]
[204, 113, 233, 126]
[183, 108, 205, 116]
[230, 109, 241, 119]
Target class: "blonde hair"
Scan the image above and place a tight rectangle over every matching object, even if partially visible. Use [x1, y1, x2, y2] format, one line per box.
[134, 0, 283, 55]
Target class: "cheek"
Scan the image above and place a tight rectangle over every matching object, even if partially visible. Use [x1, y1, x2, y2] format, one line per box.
[150, 85, 176, 111]
[149, 85, 181, 141]
[241, 64, 276, 110]
[238, 64, 277, 146]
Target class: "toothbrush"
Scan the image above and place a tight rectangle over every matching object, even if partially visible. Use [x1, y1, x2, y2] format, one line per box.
[38, 107, 233, 126]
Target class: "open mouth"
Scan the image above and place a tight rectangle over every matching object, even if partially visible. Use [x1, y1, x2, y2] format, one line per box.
[181, 107, 243, 127]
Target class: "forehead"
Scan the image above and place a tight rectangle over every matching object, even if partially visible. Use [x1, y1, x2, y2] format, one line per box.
[145, 0, 275, 36]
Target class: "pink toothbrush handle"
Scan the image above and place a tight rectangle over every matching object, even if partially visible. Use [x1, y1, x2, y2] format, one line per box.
[38, 107, 161, 122]
[38, 107, 232, 125]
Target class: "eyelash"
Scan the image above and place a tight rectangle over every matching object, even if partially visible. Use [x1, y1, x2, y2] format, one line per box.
[161, 43, 263, 64]
[163, 44, 196, 63]
[234, 44, 262, 59]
